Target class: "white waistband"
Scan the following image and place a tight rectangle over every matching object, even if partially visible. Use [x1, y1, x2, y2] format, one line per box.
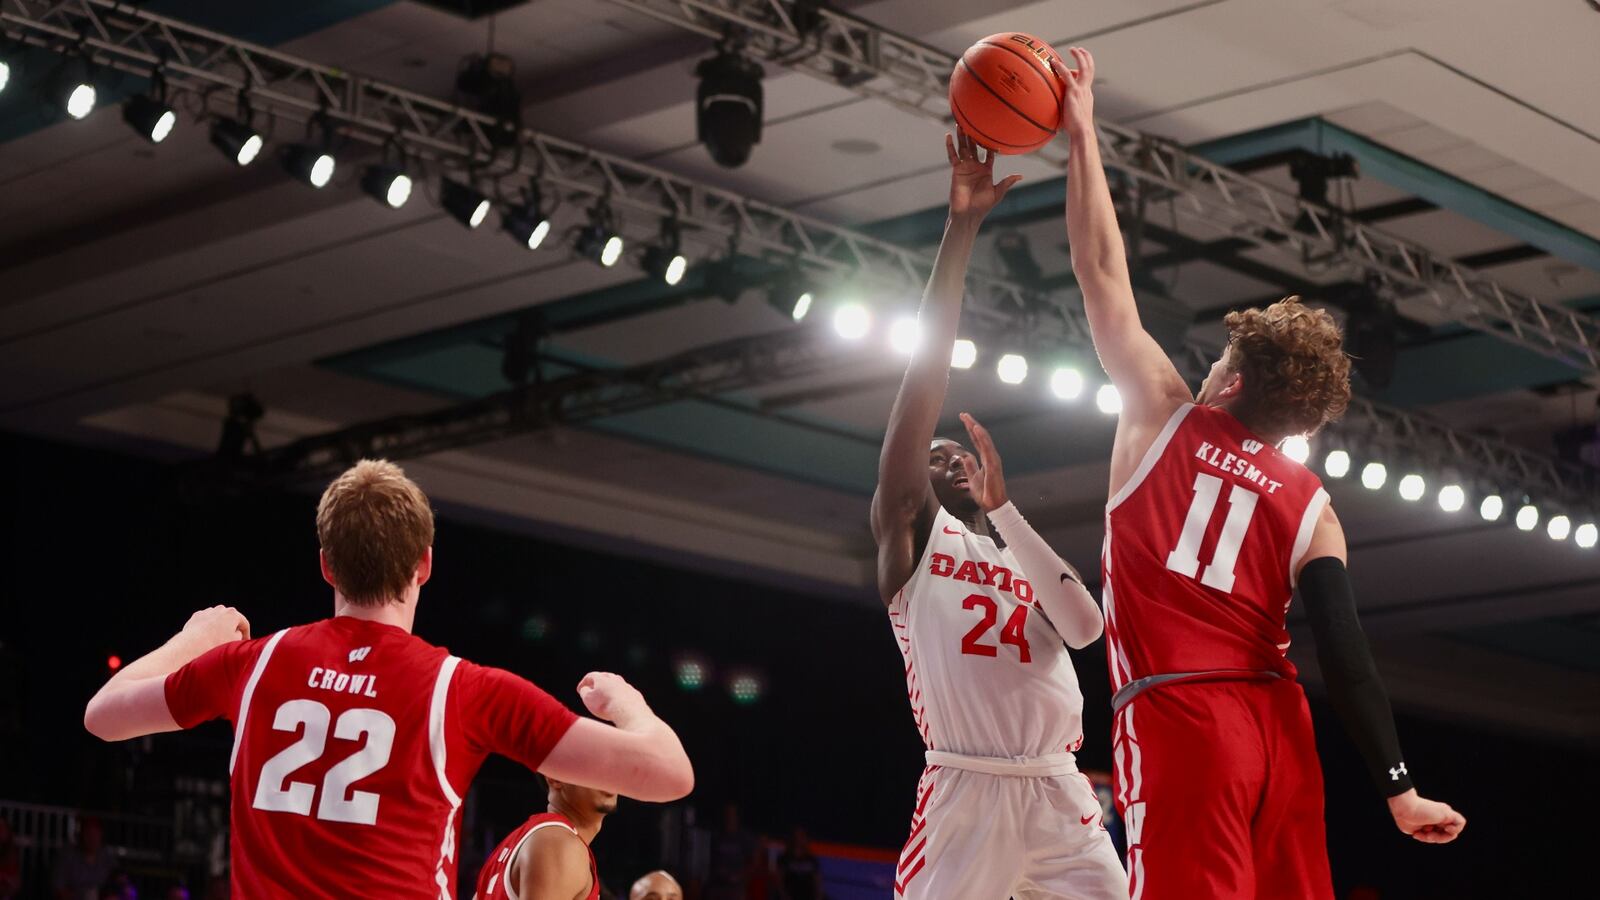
[924, 750, 1078, 777]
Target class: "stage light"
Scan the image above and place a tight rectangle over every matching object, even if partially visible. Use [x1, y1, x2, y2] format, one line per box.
[674, 657, 708, 691]
[0, 59, 10, 96]
[1050, 367, 1084, 400]
[122, 94, 175, 144]
[504, 186, 551, 250]
[575, 204, 624, 266]
[642, 247, 688, 285]
[107, 655, 122, 672]
[1323, 449, 1350, 478]
[950, 339, 976, 369]
[1548, 515, 1571, 541]
[1515, 503, 1538, 531]
[441, 178, 490, 229]
[833, 303, 870, 340]
[696, 47, 763, 168]
[729, 673, 763, 706]
[1438, 484, 1465, 512]
[790, 291, 813, 321]
[889, 316, 920, 355]
[1576, 523, 1597, 549]
[1398, 474, 1425, 501]
[284, 144, 335, 188]
[211, 118, 262, 166]
[362, 164, 412, 209]
[1281, 435, 1310, 464]
[53, 67, 96, 119]
[1360, 462, 1387, 490]
[997, 353, 1028, 385]
[521, 615, 549, 641]
[1096, 384, 1122, 415]
[1480, 494, 1504, 521]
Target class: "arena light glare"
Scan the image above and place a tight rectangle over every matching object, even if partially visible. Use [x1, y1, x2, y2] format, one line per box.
[362, 164, 412, 209]
[1050, 366, 1084, 400]
[574, 205, 624, 266]
[950, 339, 977, 369]
[1437, 484, 1465, 513]
[1398, 473, 1425, 501]
[1323, 449, 1351, 478]
[728, 672, 763, 706]
[122, 94, 176, 144]
[1576, 523, 1598, 549]
[1281, 435, 1310, 464]
[211, 118, 263, 166]
[674, 657, 708, 692]
[832, 303, 871, 340]
[1547, 514, 1571, 541]
[284, 144, 336, 188]
[889, 316, 920, 355]
[1515, 503, 1538, 532]
[503, 187, 551, 250]
[1096, 384, 1122, 415]
[0, 59, 10, 96]
[1360, 461, 1387, 490]
[789, 291, 813, 322]
[642, 246, 688, 285]
[1479, 494, 1504, 521]
[996, 353, 1028, 385]
[53, 65, 97, 119]
[441, 178, 491, 229]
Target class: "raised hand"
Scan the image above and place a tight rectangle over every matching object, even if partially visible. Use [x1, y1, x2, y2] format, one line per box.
[577, 671, 650, 725]
[181, 605, 250, 650]
[947, 128, 1022, 221]
[1049, 46, 1096, 141]
[1388, 790, 1466, 844]
[959, 412, 1009, 512]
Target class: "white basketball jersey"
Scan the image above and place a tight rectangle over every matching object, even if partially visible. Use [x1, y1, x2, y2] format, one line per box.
[888, 505, 1085, 759]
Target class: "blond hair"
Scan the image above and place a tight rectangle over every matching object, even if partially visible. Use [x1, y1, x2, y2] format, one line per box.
[315, 459, 434, 605]
[1222, 296, 1352, 436]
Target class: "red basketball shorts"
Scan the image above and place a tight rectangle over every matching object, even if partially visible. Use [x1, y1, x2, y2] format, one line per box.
[1111, 678, 1334, 900]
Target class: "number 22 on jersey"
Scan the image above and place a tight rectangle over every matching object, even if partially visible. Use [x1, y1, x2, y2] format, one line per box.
[252, 699, 395, 826]
[1165, 472, 1259, 593]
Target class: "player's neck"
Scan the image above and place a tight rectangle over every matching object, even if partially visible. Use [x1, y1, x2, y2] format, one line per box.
[550, 799, 603, 844]
[1216, 399, 1290, 446]
[332, 592, 417, 632]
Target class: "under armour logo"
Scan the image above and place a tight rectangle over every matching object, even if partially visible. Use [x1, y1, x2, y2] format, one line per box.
[1389, 762, 1408, 781]
[1241, 439, 1264, 455]
[348, 646, 371, 663]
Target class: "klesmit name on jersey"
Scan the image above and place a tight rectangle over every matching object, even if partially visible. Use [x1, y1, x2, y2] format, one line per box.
[306, 666, 379, 698]
[1194, 441, 1284, 494]
[927, 552, 1036, 604]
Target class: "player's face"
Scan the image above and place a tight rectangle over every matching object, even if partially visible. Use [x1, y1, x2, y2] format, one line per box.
[928, 439, 980, 516]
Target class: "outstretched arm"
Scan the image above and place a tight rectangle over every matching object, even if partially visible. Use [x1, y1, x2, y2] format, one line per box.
[1054, 48, 1190, 439]
[84, 606, 250, 741]
[1296, 506, 1465, 844]
[870, 130, 1021, 602]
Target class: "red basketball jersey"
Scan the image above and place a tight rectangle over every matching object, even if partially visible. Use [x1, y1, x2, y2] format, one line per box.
[472, 812, 600, 900]
[164, 616, 578, 900]
[1102, 404, 1329, 698]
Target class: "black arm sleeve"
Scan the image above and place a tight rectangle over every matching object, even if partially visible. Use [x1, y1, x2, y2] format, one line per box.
[1298, 556, 1414, 797]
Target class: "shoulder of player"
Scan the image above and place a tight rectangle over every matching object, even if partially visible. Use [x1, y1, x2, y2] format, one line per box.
[518, 824, 590, 878]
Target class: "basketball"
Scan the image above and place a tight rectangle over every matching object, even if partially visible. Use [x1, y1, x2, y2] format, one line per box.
[948, 32, 1065, 155]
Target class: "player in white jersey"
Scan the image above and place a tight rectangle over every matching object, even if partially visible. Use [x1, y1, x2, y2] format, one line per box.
[869, 130, 1127, 900]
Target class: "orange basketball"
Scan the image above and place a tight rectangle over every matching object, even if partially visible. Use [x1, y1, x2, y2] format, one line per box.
[948, 32, 1064, 155]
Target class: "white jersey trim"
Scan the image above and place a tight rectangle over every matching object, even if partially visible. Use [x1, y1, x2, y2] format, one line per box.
[1288, 487, 1331, 588]
[229, 628, 289, 775]
[1107, 403, 1195, 512]
[429, 655, 464, 807]
[503, 822, 582, 900]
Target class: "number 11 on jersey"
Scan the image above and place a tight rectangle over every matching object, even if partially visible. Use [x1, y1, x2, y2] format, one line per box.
[1166, 472, 1259, 593]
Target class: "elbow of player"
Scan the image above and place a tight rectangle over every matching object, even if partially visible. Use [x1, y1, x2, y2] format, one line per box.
[631, 755, 694, 803]
[83, 695, 116, 742]
[1066, 618, 1104, 651]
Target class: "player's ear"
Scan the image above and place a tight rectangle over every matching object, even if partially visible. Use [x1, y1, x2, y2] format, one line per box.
[1218, 369, 1244, 401]
[319, 550, 338, 588]
[414, 546, 433, 588]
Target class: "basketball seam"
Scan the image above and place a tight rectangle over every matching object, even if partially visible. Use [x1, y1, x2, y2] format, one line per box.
[975, 39, 1065, 106]
[957, 57, 1056, 138]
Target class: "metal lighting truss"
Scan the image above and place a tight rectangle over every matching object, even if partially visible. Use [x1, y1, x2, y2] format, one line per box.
[5, 1, 1593, 513]
[606, 0, 1600, 375]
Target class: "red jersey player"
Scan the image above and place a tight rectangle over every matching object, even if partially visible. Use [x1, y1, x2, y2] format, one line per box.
[473, 776, 613, 900]
[83, 459, 693, 899]
[1054, 46, 1464, 900]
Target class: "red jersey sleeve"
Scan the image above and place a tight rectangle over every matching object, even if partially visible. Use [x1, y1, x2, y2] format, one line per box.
[452, 661, 579, 771]
[163, 638, 263, 729]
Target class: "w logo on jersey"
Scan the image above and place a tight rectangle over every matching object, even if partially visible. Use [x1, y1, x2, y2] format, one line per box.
[348, 646, 372, 663]
[1241, 439, 1264, 455]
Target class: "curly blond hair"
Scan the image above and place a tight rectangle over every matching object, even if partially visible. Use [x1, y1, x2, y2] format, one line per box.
[1222, 296, 1351, 437]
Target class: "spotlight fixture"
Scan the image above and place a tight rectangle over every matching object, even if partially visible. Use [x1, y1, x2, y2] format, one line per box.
[642, 220, 688, 285]
[728, 672, 764, 706]
[361, 164, 412, 209]
[1515, 503, 1538, 532]
[1323, 449, 1351, 478]
[832, 303, 870, 340]
[1479, 494, 1504, 521]
[1360, 461, 1387, 490]
[766, 268, 813, 321]
[1437, 484, 1465, 513]
[950, 339, 977, 370]
[441, 178, 491, 229]
[284, 144, 336, 188]
[1576, 522, 1597, 549]
[1096, 384, 1123, 415]
[996, 353, 1028, 385]
[575, 203, 623, 266]
[1398, 473, 1425, 501]
[695, 44, 764, 168]
[0, 57, 10, 97]
[211, 118, 263, 166]
[1281, 435, 1311, 464]
[1050, 367, 1084, 400]
[50, 62, 96, 120]
[122, 88, 176, 145]
[503, 183, 552, 250]
[1548, 514, 1572, 541]
[889, 316, 920, 355]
